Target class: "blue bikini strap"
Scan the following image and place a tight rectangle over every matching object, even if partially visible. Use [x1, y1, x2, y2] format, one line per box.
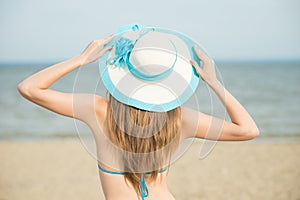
[140, 167, 168, 199]
[97, 163, 125, 175]
[98, 163, 168, 200]
[98, 163, 168, 174]
[140, 173, 148, 199]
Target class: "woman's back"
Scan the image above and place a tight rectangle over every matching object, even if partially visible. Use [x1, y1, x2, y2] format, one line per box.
[90, 98, 181, 200]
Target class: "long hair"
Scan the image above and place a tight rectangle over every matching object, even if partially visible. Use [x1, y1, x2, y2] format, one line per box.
[105, 92, 182, 197]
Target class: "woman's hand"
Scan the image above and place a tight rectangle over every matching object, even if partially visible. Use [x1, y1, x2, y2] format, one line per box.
[18, 34, 117, 125]
[190, 45, 218, 86]
[187, 45, 259, 141]
[79, 34, 115, 65]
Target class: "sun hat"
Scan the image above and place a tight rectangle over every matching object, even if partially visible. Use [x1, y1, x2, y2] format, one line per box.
[99, 23, 201, 112]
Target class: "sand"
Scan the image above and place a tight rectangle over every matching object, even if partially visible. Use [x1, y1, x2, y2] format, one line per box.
[0, 139, 299, 200]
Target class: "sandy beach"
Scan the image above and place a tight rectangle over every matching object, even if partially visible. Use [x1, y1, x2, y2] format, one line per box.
[1, 139, 299, 200]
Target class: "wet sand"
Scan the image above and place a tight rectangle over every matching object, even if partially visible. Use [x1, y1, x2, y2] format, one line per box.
[0, 139, 299, 200]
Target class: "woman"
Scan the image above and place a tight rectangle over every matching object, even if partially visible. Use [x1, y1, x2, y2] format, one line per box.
[18, 28, 259, 199]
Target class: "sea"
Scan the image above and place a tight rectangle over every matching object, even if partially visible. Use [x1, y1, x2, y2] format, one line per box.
[0, 61, 299, 142]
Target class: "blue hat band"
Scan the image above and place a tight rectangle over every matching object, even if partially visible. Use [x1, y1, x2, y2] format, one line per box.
[107, 28, 178, 82]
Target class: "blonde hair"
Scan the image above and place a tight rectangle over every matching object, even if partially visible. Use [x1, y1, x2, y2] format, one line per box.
[105, 92, 182, 197]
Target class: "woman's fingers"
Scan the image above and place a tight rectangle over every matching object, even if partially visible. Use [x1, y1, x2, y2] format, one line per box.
[193, 45, 211, 62]
[190, 59, 203, 78]
[99, 45, 113, 55]
[103, 34, 115, 44]
[80, 35, 115, 65]
[89, 34, 115, 47]
[189, 44, 217, 84]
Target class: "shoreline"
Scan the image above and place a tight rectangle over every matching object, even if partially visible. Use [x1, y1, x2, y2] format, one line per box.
[1, 134, 300, 143]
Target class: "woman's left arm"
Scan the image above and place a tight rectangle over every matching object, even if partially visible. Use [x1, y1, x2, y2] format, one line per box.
[17, 34, 114, 122]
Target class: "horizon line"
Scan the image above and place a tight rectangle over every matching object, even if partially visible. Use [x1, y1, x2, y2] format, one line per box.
[0, 59, 300, 67]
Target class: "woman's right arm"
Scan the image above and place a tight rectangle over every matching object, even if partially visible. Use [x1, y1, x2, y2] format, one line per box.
[186, 45, 259, 141]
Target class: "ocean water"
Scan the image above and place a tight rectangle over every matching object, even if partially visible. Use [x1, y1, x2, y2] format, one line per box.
[0, 62, 299, 141]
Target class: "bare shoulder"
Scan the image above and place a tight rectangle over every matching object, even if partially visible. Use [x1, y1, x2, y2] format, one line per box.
[93, 95, 108, 126]
[180, 107, 201, 139]
[73, 95, 108, 142]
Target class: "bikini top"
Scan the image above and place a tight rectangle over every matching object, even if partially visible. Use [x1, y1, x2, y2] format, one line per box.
[98, 163, 168, 200]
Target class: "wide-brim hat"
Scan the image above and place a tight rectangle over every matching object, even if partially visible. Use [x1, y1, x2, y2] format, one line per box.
[99, 23, 201, 112]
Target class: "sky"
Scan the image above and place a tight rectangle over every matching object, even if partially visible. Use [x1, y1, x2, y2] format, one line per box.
[0, 0, 299, 62]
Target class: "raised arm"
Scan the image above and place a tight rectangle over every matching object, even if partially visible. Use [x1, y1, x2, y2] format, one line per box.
[186, 45, 259, 141]
[17, 34, 114, 123]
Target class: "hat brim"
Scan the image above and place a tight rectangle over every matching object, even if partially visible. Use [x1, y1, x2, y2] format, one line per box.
[99, 24, 200, 112]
